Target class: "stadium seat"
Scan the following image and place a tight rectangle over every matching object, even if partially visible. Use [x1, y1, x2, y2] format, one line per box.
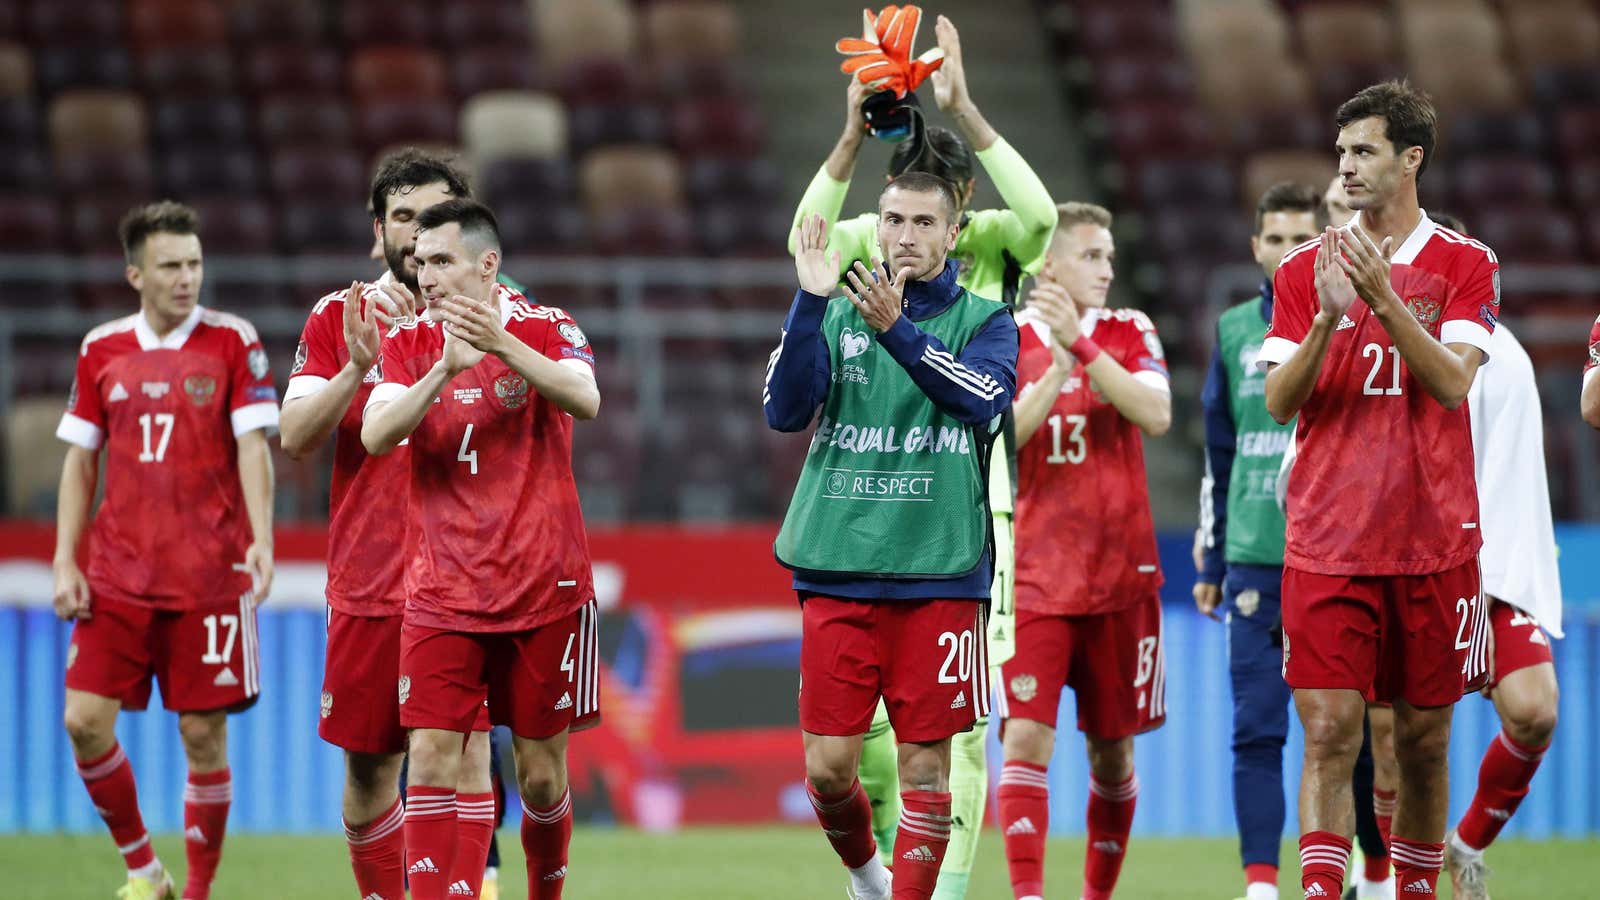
[1568, 159, 1600, 206]
[554, 57, 643, 106]
[29, 0, 124, 47]
[1194, 55, 1312, 120]
[0, 194, 65, 252]
[1181, 3, 1291, 62]
[537, 0, 637, 76]
[48, 90, 149, 157]
[68, 196, 150, 255]
[1296, 2, 1397, 70]
[1451, 156, 1557, 206]
[643, 1, 739, 64]
[54, 151, 156, 197]
[1312, 63, 1408, 112]
[152, 97, 250, 148]
[1105, 102, 1216, 160]
[1412, 54, 1521, 113]
[1557, 109, 1600, 163]
[341, 0, 427, 47]
[188, 197, 278, 253]
[685, 156, 782, 206]
[280, 202, 379, 254]
[226, 0, 326, 44]
[460, 91, 568, 164]
[267, 147, 366, 201]
[1529, 64, 1600, 107]
[0, 97, 38, 145]
[1076, 5, 1181, 58]
[671, 97, 764, 158]
[1468, 207, 1582, 263]
[350, 46, 449, 102]
[128, 0, 227, 50]
[579, 145, 685, 218]
[1400, 6, 1503, 68]
[36, 47, 135, 93]
[257, 94, 355, 148]
[442, 1, 534, 49]
[495, 202, 589, 256]
[160, 146, 264, 197]
[696, 200, 790, 257]
[137, 48, 235, 97]
[1132, 156, 1237, 210]
[243, 45, 342, 96]
[480, 158, 576, 207]
[0, 42, 32, 98]
[1504, 3, 1600, 79]
[566, 102, 670, 156]
[1443, 111, 1547, 159]
[1240, 151, 1333, 213]
[1091, 57, 1194, 105]
[0, 145, 50, 191]
[452, 55, 543, 97]
[0, 4, 18, 41]
[1585, 210, 1600, 260]
[588, 206, 696, 256]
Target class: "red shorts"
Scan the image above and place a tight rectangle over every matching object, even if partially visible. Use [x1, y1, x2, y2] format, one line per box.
[66, 591, 260, 713]
[398, 599, 599, 740]
[997, 595, 1166, 740]
[1281, 559, 1488, 707]
[320, 611, 408, 754]
[798, 595, 988, 743]
[1486, 599, 1555, 691]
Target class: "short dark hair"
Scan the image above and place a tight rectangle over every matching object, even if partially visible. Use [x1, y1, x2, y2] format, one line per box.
[888, 126, 976, 191]
[416, 197, 502, 252]
[1335, 79, 1437, 180]
[118, 200, 199, 264]
[369, 148, 471, 221]
[882, 171, 960, 220]
[1254, 181, 1329, 235]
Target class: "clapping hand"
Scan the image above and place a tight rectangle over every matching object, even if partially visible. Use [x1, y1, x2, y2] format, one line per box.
[843, 260, 909, 333]
[794, 214, 843, 297]
[1314, 229, 1360, 320]
[1335, 226, 1396, 311]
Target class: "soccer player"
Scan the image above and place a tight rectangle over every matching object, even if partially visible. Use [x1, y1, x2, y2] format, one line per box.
[1325, 175, 1354, 227]
[996, 202, 1170, 900]
[54, 201, 277, 900]
[1261, 80, 1497, 898]
[791, 17, 1053, 894]
[279, 149, 503, 900]
[1583, 314, 1600, 428]
[767, 177, 1018, 900]
[1194, 183, 1326, 900]
[1442, 251, 1563, 900]
[361, 199, 600, 900]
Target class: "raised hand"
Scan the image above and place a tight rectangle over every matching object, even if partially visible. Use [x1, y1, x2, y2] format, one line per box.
[342, 281, 382, 373]
[1336, 227, 1396, 311]
[437, 294, 508, 355]
[1314, 228, 1359, 320]
[441, 320, 487, 376]
[374, 279, 417, 324]
[843, 260, 908, 333]
[794, 214, 843, 297]
[1028, 281, 1083, 349]
[929, 15, 969, 112]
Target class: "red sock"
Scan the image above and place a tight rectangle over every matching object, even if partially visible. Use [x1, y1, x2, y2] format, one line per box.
[448, 791, 496, 897]
[1457, 729, 1548, 851]
[182, 768, 232, 899]
[1391, 838, 1443, 897]
[76, 743, 157, 872]
[345, 797, 406, 900]
[807, 778, 877, 869]
[1300, 831, 1351, 897]
[521, 790, 573, 900]
[1373, 787, 1397, 851]
[997, 761, 1049, 898]
[404, 786, 457, 900]
[1362, 849, 1391, 883]
[892, 790, 951, 899]
[1244, 862, 1277, 889]
[1083, 773, 1138, 899]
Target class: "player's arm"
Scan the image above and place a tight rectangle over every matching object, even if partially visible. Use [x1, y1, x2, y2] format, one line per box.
[1194, 333, 1233, 618]
[1012, 341, 1071, 445]
[788, 79, 872, 256]
[1337, 227, 1483, 409]
[236, 429, 275, 605]
[1028, 283, 1170, 435]
[363, 331, 467, 455]
[434, 295, 600, 420]
[1264, 231, 1349, 423]
[280, 282, 411, 458]
[931, 16, 1000, 152]
[769, 215, 839, 431]
[1583, 318, 1600, 429]
[52, 444, 98, 621]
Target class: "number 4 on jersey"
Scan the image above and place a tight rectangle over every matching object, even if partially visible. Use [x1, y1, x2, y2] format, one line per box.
[458, 423, 478, 475]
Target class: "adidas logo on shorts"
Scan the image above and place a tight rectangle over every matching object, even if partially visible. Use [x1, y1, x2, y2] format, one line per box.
[408, 857, 439, 875]
[213, 668, 238, 687]
[554, 692, 573, 711]
[1005, 817, 1037, 836]
[902, 845, 936, 863]
[950, 691, 967, 710]
[1402, 877, 1435, 894]
[447, 879, 474, 895]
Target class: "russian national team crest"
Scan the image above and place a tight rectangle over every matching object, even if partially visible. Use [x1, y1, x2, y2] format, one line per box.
[184, 375, 217, 406]
[320, 691, 333, 719]
[494, 372, 530, 409]
[247, 348, 269, 379]
[1009, 673, 1038, 703]
[291, 339, 308, 375]
[397, 675, 411, 705]
[1405, 295, 1442, 335]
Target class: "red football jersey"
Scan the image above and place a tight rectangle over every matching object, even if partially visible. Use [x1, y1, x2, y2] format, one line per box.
[283, 274, 408, 617]
[367, 285, 596, 633]
[57, 307, 279, 609]
[1262, 215, 1497, 576]
[1585, 314, 1600, 384]
[1013, 307, 1168, 616]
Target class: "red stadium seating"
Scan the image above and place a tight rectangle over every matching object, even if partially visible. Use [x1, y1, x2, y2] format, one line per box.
[588, 206, 696, 256]
[128, 0, 227, 50]
[349, 46, 449, 102]
[1105, 102, 1216, 160]
[351, 99, 457, 154]
[1468, 207, 1583, 263]
[54, 151, 157, 197]
[0, 41, 32, 98]
[567, 102, 670, 156]
[48, 90, 148, 157]
[137, 49, 236, 98]
[187, 197, 279, 254]
[0, 194, 65, 252]
[1091, 57, 1195, 105]
[160, 146, 264, 197]
[443, 2, 535, 49]
[341, 0, 428, 47]
[257, 94, 355, 148]
[152, 98, 250, 148]
[36, 48, 134, 93]
[685, 157, 782, 206]
[0, 97, 38, 145]
[1452, 156, 1557, 206]
[267, 147, 366, 201]
[279, 202, 379, 254]
[480, 158, 577, 207]
[29, 1, 124, 47]
[1132, 157, 1237, 210]
[696, 201, 790, 257]
[494, 202, 589, 256]
[671, 98, 763, 158]
[244, 46, 345, 96]
[452, 55, 544, 97]
[1076, 5, 1181, 58]
[67, 196, 149, 256]
[226, 0, 326, 45]
[0, 145, 49, 190]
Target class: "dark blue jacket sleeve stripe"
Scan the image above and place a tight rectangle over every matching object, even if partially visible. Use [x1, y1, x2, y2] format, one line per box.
[876, 309, 1019, 426]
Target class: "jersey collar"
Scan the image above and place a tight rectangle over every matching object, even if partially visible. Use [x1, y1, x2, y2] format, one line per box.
[134, 305, 202, 351]
[1349, 210, 1435, 266]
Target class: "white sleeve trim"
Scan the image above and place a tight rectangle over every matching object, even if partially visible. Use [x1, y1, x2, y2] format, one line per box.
[558, 357, 597, 379]
[1256, 336, 1299, 370]
[231, 402, 280, 437]
[1442, 320, 1493, 360]
[364, 381, 407, 413]
[56, 413, 104, 450]
[1585, 367, 1599, 391]
[281, 375, 331, 404]
[1133, 370, 1171, 393]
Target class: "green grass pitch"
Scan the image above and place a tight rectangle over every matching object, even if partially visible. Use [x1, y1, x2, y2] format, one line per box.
[15, 827, 1598, 898]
